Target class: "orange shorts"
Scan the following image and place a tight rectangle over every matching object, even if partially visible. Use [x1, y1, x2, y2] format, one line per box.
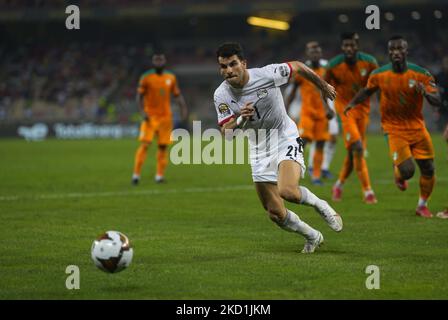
[385, 128, 434, 165]
[139, 116, 173, 145]
[298, 115, 329, 142]
[340, 113, 369, 149]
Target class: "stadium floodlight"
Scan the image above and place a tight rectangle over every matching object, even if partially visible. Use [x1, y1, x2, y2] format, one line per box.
[247, 16, 290, 31]
[385, 12, 395, 21]
[338, 14, 349, 23]
[411, 11, 421, 20]
[434, 10, 443, 19]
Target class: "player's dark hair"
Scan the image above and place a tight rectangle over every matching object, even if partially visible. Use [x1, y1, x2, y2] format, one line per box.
[388, 35, 405, 42]
[216, 42, 245, 61]
[340, 32, 359, 42]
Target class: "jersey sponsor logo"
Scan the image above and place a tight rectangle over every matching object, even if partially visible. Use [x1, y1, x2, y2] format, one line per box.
[256, 88, 268, 99]
[279, 65, 289, 77]
[360, 68, 367, 77]
[166, 79, 171, 85]
[346, 133, 351, 141]
[408, 79, 416, 88]
[218, 103, 231, 117]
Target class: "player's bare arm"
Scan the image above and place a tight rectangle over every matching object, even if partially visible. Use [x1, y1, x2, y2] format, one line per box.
[288, 61, 336, 101]
[321, 92, 335, 120]
[285, 80, 299, 113]
[344, 87, 378, 116]
[136, 92, 148, 120]
[416, 82, 442, 107]
[174, 93, 189, 121]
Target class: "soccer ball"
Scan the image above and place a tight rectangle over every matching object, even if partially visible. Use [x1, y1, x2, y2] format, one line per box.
[91, 231, 133, 273]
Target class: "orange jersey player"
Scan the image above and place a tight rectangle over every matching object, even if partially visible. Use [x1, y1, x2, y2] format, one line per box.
[325, 32, 379, 204]
[285, 41, 335, 185]
[344, 36, 442, 218]
[132, 53, 188, 185]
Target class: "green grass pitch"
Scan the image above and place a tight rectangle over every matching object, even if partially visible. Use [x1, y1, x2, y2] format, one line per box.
[0, 134, 447, 299]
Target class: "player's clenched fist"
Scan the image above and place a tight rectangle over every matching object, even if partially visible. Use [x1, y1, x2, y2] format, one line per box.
[322, 83, 336, 101]
[415, 82, 426, 96]
[240, 102, 255, 120]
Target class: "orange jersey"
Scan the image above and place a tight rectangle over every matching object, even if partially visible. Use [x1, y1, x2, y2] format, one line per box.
[295, 65, 326, 119]
[325, 52, 378, 118]
[366, 62, 438, 133]
[137, 69, 180, 118]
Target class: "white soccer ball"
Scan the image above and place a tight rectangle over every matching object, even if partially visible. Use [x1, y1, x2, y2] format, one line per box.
[91, 231, 133, 273]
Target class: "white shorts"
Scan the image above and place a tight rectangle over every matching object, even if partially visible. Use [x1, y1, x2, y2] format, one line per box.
[251, 136, 306, 183]
[328, 116, 339, 136]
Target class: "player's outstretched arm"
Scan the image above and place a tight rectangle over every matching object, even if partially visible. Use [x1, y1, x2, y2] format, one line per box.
[288, 61, 336, 101]
[136, 93, 148, 121]
[284, 80, 299, 113]
[174, 93, 188, 121]
[321, 93, 335, 120]
[344, 87, 378, 116]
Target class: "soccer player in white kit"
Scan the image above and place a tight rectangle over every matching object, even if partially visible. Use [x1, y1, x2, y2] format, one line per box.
[214, 43, 343, 253]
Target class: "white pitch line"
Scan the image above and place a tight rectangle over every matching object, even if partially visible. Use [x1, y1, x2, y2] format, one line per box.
[0, 185, 254, 202]
[0, 177, 446, 203]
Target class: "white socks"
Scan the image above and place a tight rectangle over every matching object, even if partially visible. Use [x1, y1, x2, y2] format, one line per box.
[299, 186, 322, 207]
[308, 142, 316, 167]
[278, 209, 319, 240]
[322, 141, 336, 171]
[418, 197, 428, 207]
[334, 180, 343, 188]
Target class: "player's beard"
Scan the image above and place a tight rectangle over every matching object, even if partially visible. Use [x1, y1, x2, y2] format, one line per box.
[155, 67, 164, 74]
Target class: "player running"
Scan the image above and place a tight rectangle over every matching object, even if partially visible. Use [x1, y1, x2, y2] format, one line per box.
[344, 36, 441, 218]
[132, 53, 188, 184]
[285, 41, 335, 185]
[214, 43, 343, 254]
[325, 32, 378, 204]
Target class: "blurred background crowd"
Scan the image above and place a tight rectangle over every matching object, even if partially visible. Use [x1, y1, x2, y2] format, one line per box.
[0, 0, 447, 131]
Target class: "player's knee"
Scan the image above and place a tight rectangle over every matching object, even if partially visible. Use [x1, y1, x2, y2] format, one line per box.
[420, 161, 435, 177]
[400, 164, 415, 180]
[316, 140, 325, 149]
[141, 142, 150, 150]
[278, 186, 300, 203]
[350, 141, 363, 155]
[330, 135, 337, 143]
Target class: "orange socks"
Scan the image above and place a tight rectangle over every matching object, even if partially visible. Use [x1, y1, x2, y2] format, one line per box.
[353, 153, 372, 192]
[133, 144, 149, 176]
[394, 165, 403, 180]
[312, 148, 324, 179]
[156, 148, 168, 177]
[419, 175, 435, 201]
[338, 154, 353, 184]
